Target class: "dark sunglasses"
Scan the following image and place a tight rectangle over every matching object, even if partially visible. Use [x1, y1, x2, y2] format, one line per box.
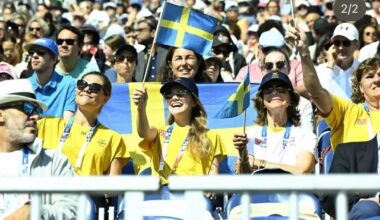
[115, 54, 136, 63]
[29, 27, 41, 32]
[29, 50, 47, 57]
[325, 15, 336, 19]
[0, 102, 43, 117]
[77, 79, 104, 93]
[333, 39, 352, 47]
[263, 85, 289, 95]
[213, 48, 230, 56]
[264, 61, 287, 71]
[57, 38, 76, 46]
[163, 89, 189, 100]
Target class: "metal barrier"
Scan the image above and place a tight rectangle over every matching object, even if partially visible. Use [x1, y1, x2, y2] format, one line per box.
[1, 174, 380, 220]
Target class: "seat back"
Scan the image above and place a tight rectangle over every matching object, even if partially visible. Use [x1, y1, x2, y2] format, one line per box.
[316, 120, 333, 174]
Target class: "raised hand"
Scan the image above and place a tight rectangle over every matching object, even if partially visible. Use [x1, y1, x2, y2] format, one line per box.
[132, 88, 148, 111]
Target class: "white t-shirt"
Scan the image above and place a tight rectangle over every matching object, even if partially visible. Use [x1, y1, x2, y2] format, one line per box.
[246, 125, 317, 166]
[0, 149, 29, 218]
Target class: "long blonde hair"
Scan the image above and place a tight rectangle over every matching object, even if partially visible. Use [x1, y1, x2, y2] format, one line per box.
[168, 96, 211, 158]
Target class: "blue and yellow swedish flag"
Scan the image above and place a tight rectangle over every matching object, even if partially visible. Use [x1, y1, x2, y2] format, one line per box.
[156, 2, 218, 56]
[98, 82, 258, 175]
[215, 72, 251, 118]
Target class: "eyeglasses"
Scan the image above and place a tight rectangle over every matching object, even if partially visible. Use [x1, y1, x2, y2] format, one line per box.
[262, 85, 289, 95]
[57, 38, 76, 46]
[325, 15, 336, 19]
[365, 32, 376, 37]
[264, 61, 287, 71]
[333, 39, 352, 47]
[135, 28, 150, 33]
[213, 48, 230, 57]
[115, 54, 136, 63]
[28, 50, 47, 57]
[163, 89, 189, 100]
[0, 102, 43, 117]
[29, 27, 41, 32]
[77, 79, 104, 93]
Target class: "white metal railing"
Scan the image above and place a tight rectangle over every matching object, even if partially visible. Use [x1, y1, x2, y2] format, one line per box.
[1, 175, 380, 220]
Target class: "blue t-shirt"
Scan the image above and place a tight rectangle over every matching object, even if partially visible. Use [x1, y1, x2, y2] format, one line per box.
[28, 71, 76, 118]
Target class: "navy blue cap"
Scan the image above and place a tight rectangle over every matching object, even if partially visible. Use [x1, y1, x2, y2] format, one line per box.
[259, 71, 293, 91]
[160, 77, 199, 98]
[25, 38, 58, 57]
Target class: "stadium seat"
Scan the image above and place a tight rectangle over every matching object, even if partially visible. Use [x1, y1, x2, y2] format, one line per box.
[85, 197, 97, 220]
[315, 119, 333, 174]
[226, 193, 322, 220]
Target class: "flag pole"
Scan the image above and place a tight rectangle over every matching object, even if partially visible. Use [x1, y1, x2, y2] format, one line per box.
[243, 110, 247, 134]
[141, 0, 168, 88]
[290, 0, 295, 25]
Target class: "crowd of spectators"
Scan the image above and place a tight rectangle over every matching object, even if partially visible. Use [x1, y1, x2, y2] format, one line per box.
[1, 0, 380, 219]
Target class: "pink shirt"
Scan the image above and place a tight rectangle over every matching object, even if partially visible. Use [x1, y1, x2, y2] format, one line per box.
[234, 59, 304, 87]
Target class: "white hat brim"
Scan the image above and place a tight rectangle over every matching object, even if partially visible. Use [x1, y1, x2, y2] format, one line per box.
[0, 95, 47, 111]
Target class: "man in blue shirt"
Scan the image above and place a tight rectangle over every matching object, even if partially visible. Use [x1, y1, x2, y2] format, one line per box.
[26, 38, 76, 119]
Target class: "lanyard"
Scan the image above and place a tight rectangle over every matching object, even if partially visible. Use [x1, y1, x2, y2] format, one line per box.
[21, 147, 29, 176]
[57, 117, 99, 169]
[159, 125, 189, 172]
[261, 121, 292, 149]
[363, 103, 375, 139]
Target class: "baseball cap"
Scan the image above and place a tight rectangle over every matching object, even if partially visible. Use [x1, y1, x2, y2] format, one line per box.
[115, 44, 138, 58]
[160, 77, 199, 98]
[25, 38, 58, 57]
[332, 23, 359, 41]
[259, 28, 285, 48]
[0, 62, 17, 79]
[296, 0, 310, 8]
[225, 0, 239, 11]
[258, 71, 293, 91]
[104, 2, 116, 10]
[0, 79, 47, 110]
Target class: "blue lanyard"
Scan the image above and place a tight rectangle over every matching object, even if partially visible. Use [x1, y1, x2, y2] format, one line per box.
[261, 121, 292, 149]
[363, 103, 375, 138]
[57, 117, 99, 169]
[21, 147, 29, 176]
[159, 124, 189, 172]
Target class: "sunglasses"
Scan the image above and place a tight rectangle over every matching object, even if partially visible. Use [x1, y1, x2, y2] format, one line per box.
[77, 79, 104, 93]
[365, 32, 376, 37]
[29, 50, 47, 57]
[29, 27, 41, 32]
[325, 15, 336, 19]
[263, 85, 289, 95]
[333, 39, 352, 47]
[57, 38, 76, 46]
[115, 54, 136, 63]
[163, 89, 189, 100]
[213, 48, 230, 57]
[264, 61, 287, 71]
[0, 102, 43, 117]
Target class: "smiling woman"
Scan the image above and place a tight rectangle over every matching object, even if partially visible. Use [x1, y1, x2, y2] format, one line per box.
[132, 77, 227, 187]
[157, 47, 211, 82]
[233, 71, 316, 175]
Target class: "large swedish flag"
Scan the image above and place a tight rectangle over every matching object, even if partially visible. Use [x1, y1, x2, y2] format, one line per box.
[156, 2, 218, 56]
[215, 71, 251, 118]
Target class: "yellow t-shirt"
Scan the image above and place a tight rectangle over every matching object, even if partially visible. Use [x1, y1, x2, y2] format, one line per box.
[142, 124, 227, 185]
[37, 117, 130, 176]
[325, 95, 380, 151]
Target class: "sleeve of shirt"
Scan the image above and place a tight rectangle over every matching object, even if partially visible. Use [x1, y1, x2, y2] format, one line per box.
[234, 65, 248, 82]
[324, 95, 350, 132]
[112, 133, 130, 159]
[211, 132, 227, 157]
[295, 129, 317, 156]
[64, 79, 76, 113]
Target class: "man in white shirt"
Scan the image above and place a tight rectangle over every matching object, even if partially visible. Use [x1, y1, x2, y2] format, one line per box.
[0, 79, 77, 219]
[315, 23, 360, 100]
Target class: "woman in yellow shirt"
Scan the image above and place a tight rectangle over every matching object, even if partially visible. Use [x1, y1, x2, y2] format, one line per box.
[132, 77, 226, 185]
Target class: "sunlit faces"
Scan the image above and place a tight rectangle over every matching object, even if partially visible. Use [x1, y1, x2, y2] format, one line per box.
[29, 21, 44, 37]
[1, 102, 41, 145]
[57, 29, 79, 58]
[262, 82, 291, 114]
[2, 40, 16, 63]
[75, 74, 108, 110]
[360, 69, 380, 101]
[206, 64, 221, 82]
[331, 36, 357, 64]
[114, 51, 136, 82]
[134, 21, 153, 45]
[363, 26, 377, 45]
[169, 48, 199, 80]
[165, 86, 196, 117]
[29, 47, 56, 73]
[263, 51, 289, 74]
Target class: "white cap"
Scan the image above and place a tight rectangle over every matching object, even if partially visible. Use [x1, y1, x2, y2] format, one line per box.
[248, 24, 259, 33]
[296, 0, 310, 8]
[259, 28, 285, 48]
[332, 23, 359, 41]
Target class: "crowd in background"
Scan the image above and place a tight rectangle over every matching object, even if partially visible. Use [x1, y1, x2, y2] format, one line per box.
[1, 0, 380, 219]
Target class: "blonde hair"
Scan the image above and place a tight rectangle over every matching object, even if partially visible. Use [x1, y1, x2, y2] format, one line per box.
[168, 96, 211, 158]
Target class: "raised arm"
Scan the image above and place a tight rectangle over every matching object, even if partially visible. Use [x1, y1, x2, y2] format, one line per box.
[285, 26, 333, 115]
[132, 87, 158, 142]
